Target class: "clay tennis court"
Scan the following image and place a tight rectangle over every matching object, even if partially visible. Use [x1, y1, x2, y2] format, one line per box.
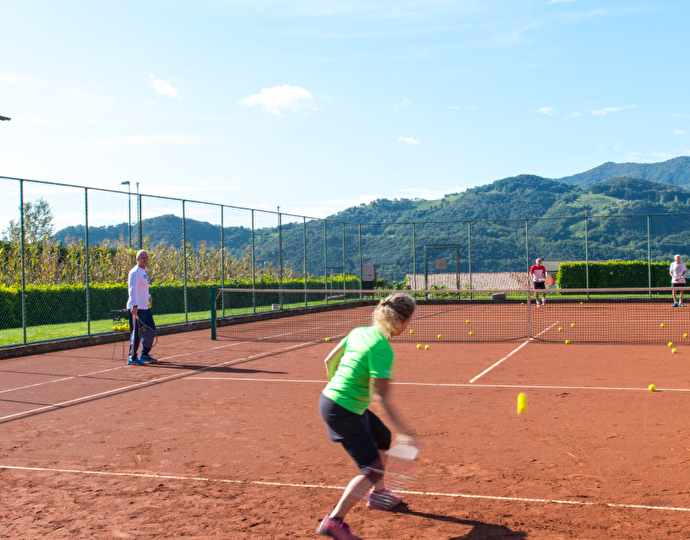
[2, 312, 690, 539]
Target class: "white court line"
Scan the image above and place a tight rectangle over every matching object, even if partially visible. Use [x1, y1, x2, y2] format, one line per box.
[0, 341, 315, 423]
[1, 464, 688, 513]
[469, 322, 559, 384]
[185, 377, 690, 393]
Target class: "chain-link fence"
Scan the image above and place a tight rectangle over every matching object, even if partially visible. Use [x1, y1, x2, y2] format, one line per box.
[1, 175, 688, 348]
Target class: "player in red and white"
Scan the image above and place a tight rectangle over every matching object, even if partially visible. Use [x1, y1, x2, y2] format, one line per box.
[530, 258, 547, 307]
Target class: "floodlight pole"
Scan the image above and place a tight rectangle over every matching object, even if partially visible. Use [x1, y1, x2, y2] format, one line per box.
[121, 180, 131, 247]
[136, 182, 142, 249]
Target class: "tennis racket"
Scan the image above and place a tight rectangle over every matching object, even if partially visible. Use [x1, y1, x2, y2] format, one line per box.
[380, 440, 420, 492]
[683, 269, 690, 280]
[135, 315, 158, 349]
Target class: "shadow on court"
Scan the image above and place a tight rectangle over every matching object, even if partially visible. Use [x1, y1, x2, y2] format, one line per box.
[396, 507, 527, 540]
[148, 362, 287, 375]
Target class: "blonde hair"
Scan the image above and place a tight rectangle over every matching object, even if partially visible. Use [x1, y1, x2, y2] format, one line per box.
[372, 292, 417, 338]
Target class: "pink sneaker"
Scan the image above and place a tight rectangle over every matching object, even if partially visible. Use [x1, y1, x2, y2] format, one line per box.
[317, 515, 362, 540]
[366, 488, 402, 510]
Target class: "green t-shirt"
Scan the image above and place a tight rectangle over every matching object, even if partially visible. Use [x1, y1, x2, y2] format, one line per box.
[322, 326, 394, 415]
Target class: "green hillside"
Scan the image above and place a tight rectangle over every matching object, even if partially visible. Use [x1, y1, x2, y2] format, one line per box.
[54, 163, 690, 282]
[555, 156, 690, 189]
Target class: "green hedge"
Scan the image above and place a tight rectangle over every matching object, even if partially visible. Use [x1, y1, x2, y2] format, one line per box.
[0, 276, 361, 330]
[556, 261, 672, 288]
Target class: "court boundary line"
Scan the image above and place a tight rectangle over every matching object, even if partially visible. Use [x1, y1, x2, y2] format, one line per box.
[184, 377, 690, 393]
[1, 464, 688, 513]
[0, 340, 318, 423]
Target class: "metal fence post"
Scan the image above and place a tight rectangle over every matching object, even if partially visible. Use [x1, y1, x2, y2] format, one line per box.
[85, 188, 91, 335]
[19, 179, 27, 344]
[182, 200, 188, 323]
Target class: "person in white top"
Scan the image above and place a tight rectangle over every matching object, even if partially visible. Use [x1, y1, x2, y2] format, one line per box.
[529, 258, 548, 306]
[126, 250, 157, 364]
[669, 254, 688, 307]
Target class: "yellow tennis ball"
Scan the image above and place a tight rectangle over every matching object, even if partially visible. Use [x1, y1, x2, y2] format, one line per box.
[325, 337, 330, 342]
[466, 319, 470, 324]
[437, 334, 442, 339]
[684, 333, 688, 338]
[416, 344, 422, 349]
[517, 392, 528, 415]
[410, 329, 414, 334]
[580, 301, 583, 304]
[424, 345, 430, 350]
[649, 384, 656, 392]
[672, 348, 678, 354]
[570, 323, 575, 328]
[668, 342, 674, 347]
[558, 327, 562, 331]
[661, 323, 665, 328]
[469, 331, 474, 336]
[565, 339, 570, 344]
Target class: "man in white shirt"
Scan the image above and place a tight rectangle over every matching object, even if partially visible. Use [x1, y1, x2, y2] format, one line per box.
[669, 254, 688, 307]
[126, 250, 157, 365]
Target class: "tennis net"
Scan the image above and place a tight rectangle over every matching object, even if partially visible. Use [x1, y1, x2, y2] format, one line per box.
[211, 287, 690, 344]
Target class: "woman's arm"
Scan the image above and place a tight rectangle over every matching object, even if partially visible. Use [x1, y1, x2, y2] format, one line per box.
[324, 342, 345, 380]
[372, 378, 415, 442]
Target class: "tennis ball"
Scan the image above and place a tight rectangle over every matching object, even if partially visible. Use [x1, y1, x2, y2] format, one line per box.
[325, 337, 330, 342]
[685, 333, 688, 338]
[416, 344, 422, 349]
[661, 323, 665, 328]
[672, 348, 678, 354]
[424, 345, 430, 350]
[437, 334, 442, 339]
[669, 342, 674, 347]
[649, 384, 656, 392]
[580, 301, 583, 304]
[469, 331, 474, 336]
[410, 329, 414, 334]
[571, 323, 575, 328]
[466, 319, 470, 324]
[517, 392, 527, 415]
[558, 327, 562, 332]
[565, 339, 570, 344]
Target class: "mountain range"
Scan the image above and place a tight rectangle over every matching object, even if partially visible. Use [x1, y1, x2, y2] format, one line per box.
[55, 157, 690, 281]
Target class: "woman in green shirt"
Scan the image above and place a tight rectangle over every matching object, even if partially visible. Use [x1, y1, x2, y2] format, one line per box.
[317, 292, 418, 540]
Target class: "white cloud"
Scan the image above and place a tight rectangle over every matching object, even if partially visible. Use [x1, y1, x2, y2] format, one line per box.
[398, 136, 420, 146]
[547, 0, 575, 4]
[238, 85, 317, 116]
[394, 98, 412, 109]
[538, 106, 558, 116]
[592, 105, 637, 116]
[449, 105, 477, 111]
[149, 75, 180, 99]
[673, 129, 687, 135]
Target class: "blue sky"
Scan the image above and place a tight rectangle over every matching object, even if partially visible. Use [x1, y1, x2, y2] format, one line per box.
[1, 0, 689, 223]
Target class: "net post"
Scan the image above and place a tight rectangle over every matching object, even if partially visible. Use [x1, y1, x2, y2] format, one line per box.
[210, 286, 217, 340]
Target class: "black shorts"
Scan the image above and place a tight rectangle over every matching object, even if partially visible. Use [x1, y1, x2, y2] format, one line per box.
[672, 282, 686, 288]
[533, 281, 545, 290]
[319, 393, 391, 471]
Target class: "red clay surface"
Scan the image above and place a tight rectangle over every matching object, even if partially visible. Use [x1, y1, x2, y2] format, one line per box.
[2, 327, 690, 539]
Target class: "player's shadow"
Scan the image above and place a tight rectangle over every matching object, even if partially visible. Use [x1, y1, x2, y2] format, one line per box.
[394, 506, 527, 539]
[150, 363, 288, 375]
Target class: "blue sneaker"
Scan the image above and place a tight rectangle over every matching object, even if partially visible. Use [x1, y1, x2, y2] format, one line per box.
[127, 356, 145, 366]
[140, 354, 158, 363]
[672, 302, 678, 307]
[681, 303, 686, 307]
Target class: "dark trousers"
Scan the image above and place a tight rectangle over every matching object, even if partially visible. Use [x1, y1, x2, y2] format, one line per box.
[128, 308, 155, 358]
